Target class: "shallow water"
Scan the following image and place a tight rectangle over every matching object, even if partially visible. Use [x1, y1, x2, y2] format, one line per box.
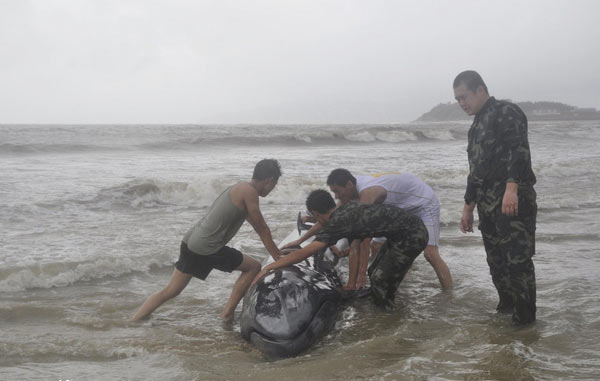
[1, 121, 599, 380]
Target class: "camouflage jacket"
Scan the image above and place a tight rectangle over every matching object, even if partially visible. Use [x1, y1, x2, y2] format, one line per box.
[314, 201, 426, 245]
[465, 97, 536, 207]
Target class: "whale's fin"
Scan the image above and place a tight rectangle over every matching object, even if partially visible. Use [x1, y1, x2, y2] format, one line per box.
[297, 211, 313, 234]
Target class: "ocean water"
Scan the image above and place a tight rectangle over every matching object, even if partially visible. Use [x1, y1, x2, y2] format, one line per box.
[1, 121, 599, 380]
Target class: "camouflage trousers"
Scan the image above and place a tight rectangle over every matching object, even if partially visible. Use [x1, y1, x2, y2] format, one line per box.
[368, 222, 428, 310]
[478, 186, 537, 325]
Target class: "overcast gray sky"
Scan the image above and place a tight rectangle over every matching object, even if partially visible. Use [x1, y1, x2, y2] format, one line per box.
[1, 0, 599, 124]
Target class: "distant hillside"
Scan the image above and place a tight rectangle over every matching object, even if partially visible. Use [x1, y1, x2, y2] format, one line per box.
[417, 101, 600, 121]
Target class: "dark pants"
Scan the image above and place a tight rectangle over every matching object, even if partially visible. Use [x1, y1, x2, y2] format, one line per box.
[478, 186, 537, 325]
[368, 224, 428, 309]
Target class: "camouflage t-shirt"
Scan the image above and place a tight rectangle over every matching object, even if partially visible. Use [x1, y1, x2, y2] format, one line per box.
[314, 201, 425, 245]
[465, 97, 536, 207]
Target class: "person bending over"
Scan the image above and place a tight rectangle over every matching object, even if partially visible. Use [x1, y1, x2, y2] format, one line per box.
[132, 159, 282, 323]
[255, 189, 428, 310]
[284, 170, 452, 290]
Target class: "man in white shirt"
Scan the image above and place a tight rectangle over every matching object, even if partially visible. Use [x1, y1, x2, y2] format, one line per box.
[286, 169, 452, 290]
[331, 169, 452, 289]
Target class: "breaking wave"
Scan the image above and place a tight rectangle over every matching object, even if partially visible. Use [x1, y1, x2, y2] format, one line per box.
[0, 124, 467, 155]
[0, 252, 173, 293]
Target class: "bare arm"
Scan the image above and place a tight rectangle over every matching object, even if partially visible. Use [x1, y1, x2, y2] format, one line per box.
[243, 188, 281, 260]
[359, 186, 387, 204]
[346, 187, 384, 288]
[502, 182, 519, 216]
[355, 238, 370, 288]
[252, 240, 328, 285]
[281, 221, 323, 249]
[345, 238, 371, 290]
[345, 239, 361, 289]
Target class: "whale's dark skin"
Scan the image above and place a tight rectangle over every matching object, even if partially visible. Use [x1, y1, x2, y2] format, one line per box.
[240, 224, 346, 358]
[240, 254, 342, 358]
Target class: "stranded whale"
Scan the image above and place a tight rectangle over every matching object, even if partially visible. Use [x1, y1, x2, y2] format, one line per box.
[241, 215, 349, 358]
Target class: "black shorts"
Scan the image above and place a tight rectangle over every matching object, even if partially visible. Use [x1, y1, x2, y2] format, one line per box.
[175, 242, 244, 280]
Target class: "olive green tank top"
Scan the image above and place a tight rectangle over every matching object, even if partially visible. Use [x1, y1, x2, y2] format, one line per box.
[183, 186, 247, 255]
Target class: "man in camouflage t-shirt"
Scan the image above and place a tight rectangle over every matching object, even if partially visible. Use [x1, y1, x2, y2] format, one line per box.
[453, 70, 537, 325]
[254, 189, 428, 309]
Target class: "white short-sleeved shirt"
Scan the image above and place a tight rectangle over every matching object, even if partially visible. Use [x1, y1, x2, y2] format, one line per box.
[356, 173, 440, 245]
[356, 173, 436, 211]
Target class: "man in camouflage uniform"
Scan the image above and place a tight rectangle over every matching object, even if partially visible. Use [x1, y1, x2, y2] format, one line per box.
[253, 189, 428, 309]
[453, 70, 537, 325]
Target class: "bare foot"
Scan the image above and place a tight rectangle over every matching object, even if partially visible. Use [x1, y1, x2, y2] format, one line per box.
[220, 313, 234, 330]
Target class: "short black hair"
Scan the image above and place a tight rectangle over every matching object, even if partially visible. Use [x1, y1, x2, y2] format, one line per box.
[326, 168, 356, 187]
[306, 189, 336, 214]
[252, 159, 282, 181]
[453, 70, 488, 94]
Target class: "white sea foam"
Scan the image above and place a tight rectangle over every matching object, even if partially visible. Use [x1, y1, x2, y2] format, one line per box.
[420, 129, 455, 140]
[375, 130, 418, 142]
[95, 176, 326, 208]
[345, 131, 377, 142]
[0, 253, 172, 292]
[2, 121, 600, 379]
[535, 157, 600, 178]
[96, 178, 227, 208]
[294, 134, 313, 143]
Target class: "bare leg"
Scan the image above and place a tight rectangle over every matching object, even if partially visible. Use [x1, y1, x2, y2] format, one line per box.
[354, 239, 371, 289]
[423, 245, 453, 289]
[370, 241, 383, 259]
[344, 239, 371, 290]
[219, 254, 261, 321]
[131, 268, 192, 321]
[344, 248, 359, 290]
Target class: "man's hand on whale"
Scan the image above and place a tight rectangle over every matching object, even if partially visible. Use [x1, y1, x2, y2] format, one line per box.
[251, 240, 329, 286]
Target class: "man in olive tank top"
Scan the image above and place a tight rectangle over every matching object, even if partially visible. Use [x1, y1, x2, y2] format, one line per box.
[132, 159, 282, 323]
